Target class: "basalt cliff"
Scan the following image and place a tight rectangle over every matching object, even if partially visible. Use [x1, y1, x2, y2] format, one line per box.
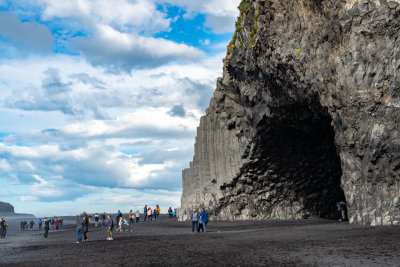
[0, 201, 15, 213]
[180, 0, 400, 225]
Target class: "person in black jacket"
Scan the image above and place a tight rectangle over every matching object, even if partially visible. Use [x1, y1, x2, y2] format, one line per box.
[44, 217, 50, 238]
[0, 217, 7, 238]
[82, 212, 89, 242]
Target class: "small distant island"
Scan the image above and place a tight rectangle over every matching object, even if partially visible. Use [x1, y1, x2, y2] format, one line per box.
[0, 201, 34, 217]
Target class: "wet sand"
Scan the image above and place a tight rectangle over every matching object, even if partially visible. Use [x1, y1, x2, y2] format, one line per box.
[1, 217, 399, 266]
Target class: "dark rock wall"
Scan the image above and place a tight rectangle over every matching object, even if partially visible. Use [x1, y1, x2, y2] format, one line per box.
[180, 0, 400, 225]
[0, 201, 15, 213]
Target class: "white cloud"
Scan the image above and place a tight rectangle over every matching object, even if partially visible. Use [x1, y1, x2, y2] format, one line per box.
[162, 0, 241, 33]
[71, 24, 204, 71]
[0, 11, 53, 52]
[41, 0, 171, 34]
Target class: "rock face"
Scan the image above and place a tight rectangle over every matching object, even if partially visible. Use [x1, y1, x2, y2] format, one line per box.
[180, 0, 400, 225]
[0, 201, 15, 213]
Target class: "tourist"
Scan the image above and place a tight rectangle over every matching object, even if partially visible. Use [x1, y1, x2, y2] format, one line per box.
[129, 210, 134, 225]
[20, 220, 24, 231]
[199, 208, 209, 233]
[168, 207, 173, 218]
[173, 209, 177, 218]
[118, 217, 124, 232]
[116, 209, 122, 226]
[94, 213, 99, 228]
[75, 214, 83, 244]
[29, 220, 35, 230]
[123, 218, 130, 232]
[191, 208, 199, 233]
[143, 205, 148, 222]
[44, 217, 50, 238]
[59, 217, 64, 229]
[156, 204, 160, 220]
[147, 208, 152, 222]
[55, 219, 60, 230]
[38, 218, 43, 231]
[135, 210, 140, 223]
[340, 201, 347, 221]
[0, 217, 7, 238]
[337, 202, 343, 221]
[153, 208, 157, 221]
[101, 212, 106, 227]
[83, 212, 89, 241]
[107, 215, 114, 240]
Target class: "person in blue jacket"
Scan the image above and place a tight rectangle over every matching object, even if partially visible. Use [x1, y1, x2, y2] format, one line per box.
[198, 208, 209, 233]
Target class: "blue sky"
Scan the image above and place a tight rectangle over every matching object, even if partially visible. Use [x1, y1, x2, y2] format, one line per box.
[0, 0, 240, 216]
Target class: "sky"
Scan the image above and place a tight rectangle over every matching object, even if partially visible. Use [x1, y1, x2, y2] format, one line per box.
[0, 0, 241, 216]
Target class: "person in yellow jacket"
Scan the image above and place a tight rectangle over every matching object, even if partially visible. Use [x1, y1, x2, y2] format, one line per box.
[156, 205, 160, 221]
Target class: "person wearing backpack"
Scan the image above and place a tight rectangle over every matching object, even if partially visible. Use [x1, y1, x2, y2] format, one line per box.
[116, 209, 122, 226]
[107, 215, 114, 240]
[0, 217, 8, 238]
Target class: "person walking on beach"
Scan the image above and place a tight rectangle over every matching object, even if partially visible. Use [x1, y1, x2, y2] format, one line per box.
[101, 212, 106, 227]
[143, 205, 148, 222]
[198, 208, 209, 233]
[116, 209, 122, 226]
[107, 215, 114, 240]
[75, 214, 84, 244]
[38, 218, 43, 231]
[147, 208, 152, 222]
[135, 210, 140, 223]
[82, 212, 89, 242]
[0, 217, 8, 238]
[168, 207, 173, 218]
[153, 208, 157, 221]
[336, 202, 343, 221]
[156, 204, 160, 221]
[55, 219, 60, 230]
[94, 213, 99, 228]
[129, 210, 134, 225]
[191, 208, 199, 233]
[59, 217, 64, 229]
[44, 217, 50, 238]
[173, 209, 177, 218]
[340, 201, 347, 221]
[29, 220, 35, 230]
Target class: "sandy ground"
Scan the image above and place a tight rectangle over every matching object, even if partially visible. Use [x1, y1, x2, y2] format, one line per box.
[0, 216, 399, 266]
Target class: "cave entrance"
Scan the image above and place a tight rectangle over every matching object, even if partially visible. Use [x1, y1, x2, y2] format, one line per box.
[255, 100, 345, 218]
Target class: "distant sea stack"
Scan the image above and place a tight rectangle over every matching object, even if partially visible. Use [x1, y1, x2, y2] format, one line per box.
[180, 0, 400, 225]
[0, 201, 15, 213]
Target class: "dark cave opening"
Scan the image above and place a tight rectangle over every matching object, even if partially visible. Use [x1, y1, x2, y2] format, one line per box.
[252, 101, 346, 218]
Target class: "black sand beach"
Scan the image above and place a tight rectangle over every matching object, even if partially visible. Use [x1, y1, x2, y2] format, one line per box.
[1, 217, 399, 266]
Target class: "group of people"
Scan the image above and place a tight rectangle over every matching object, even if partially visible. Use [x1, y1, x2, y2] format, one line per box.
[74, 205, 178, 242]
[19, 217, 64, 232]
[143, 205, 161, 222]
[168, 207, 177, 218]
[191, 208, 209, 233]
